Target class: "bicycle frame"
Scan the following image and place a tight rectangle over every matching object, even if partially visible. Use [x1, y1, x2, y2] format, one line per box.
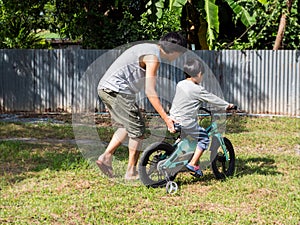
[206, 121, 230, 161]
[158, 110, 230, 172]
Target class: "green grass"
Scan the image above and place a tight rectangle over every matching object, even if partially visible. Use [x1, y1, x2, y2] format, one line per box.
[0, 116, 299, 224]
[0, 122, 75, 139]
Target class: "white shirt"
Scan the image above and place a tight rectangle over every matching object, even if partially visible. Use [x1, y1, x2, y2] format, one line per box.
[169, 79, 229, 128]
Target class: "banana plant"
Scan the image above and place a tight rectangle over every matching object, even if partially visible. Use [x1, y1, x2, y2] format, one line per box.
[145, 0, 187, 19]
[224, 0, 256, 27]
[145, 0, 256, 49]
[204, 0, 219, 49]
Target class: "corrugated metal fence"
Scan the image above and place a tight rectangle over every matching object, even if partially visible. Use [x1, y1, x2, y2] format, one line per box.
[0, 49, 299, 116]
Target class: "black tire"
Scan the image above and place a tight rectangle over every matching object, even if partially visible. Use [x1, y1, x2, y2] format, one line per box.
[138, 142, 175, 188]
[210, 137, 235, 179]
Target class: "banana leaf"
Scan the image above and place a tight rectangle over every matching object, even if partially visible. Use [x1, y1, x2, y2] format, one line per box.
[224, 0, 256, 27]
[205, 0, 219, 49]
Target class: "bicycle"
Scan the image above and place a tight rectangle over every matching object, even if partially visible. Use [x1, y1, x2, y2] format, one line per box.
[138, 106, 237, 194]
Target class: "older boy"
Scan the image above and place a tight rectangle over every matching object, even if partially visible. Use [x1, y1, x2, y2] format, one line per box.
[97, 32, 187, 180]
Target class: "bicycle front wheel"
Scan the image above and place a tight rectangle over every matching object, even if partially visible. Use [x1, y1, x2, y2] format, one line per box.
[210, 137, 235, 179]
[138, 142, 175, 188]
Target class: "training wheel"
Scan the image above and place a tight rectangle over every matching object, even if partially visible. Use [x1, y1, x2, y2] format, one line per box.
[166, 181, 178, 194]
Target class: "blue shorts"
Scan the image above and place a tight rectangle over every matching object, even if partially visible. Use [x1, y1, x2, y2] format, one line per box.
[181, 125, 210, 150]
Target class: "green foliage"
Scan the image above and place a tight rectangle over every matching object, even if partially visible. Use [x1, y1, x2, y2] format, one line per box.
[224, 0, 256, 27]
[0, 0, 51, 48]
[139, 9, 182, 40]
[169, 0, 187, 14]
[219, 0, 300, 49]
[145, 0, 187, 19]
[0, 0, 298, 49]
[116, 11, 143, 44]
[140, 0, 185, 40]
[284, 0, 300, 49]
[83, 1, 184, 48]
[145, 0, 220, 49]
[204, 0, 219, 49]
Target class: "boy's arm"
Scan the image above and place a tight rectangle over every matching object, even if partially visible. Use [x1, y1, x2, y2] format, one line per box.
[199, 87, 232, 110]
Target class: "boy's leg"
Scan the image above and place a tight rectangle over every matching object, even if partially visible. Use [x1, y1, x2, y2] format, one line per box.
[186, 147, 204, 177]
[187, 125, 209, 168]
[188, 147, 204, 167]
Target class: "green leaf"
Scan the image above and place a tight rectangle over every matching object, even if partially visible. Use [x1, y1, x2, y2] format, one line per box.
[224, 0, 256, 27]
[155, 1, 165, 8]
[258, 0, 268, 5]
[204, 0, 219, 49]
[169, 0, 187, 9]
[154, 0, 165, 18]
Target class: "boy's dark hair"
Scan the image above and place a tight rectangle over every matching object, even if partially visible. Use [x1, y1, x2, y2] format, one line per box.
[184, 58, 205, 78]
[159, 32, 187, 54]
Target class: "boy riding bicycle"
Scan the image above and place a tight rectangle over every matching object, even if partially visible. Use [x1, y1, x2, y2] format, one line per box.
[169, 58, 234, 177]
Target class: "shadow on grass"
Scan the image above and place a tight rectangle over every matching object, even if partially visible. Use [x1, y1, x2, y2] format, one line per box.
[1, 139, 281, 189]
[235, 156, 282, 177]
[173, 156, 282, 188]
[225, 115, 249, 134]
[0, 121, 74, 140]
[0, 141, 86, 186]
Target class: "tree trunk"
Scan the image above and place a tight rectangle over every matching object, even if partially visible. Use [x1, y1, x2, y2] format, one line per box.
[273, 0, 293, 50]
[273, 14, 287, 50]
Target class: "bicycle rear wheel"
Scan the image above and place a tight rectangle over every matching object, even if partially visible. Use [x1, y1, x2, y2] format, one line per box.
[138, 142, 175, 188]
[210, 137, 235, 179]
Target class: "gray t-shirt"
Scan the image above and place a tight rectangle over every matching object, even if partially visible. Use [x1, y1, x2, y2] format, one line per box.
[169, 79, 229, 128]
[98, 43, 161, 95]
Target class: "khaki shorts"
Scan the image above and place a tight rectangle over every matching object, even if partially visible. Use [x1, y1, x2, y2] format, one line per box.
[98, 89, 145, 138]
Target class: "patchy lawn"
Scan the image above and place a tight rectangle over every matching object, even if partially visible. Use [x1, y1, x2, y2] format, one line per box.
[0, 116, 299, 224]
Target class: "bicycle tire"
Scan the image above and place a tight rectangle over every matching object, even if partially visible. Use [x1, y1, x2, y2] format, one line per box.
[138, 142, 176, 188]
[210, 137, 235, 179]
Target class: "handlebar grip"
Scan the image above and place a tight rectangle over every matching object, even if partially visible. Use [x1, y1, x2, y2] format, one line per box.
[174, 123, 181, 132]
[227, 105, 238, 111]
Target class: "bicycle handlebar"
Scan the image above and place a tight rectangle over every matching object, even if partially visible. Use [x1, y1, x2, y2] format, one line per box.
[199, 105, 238, 115]
[173, 105, 239, 133]
[174, 123, 181, 133]
[229, 105, 238, 111]
[199, 107, 212, 115]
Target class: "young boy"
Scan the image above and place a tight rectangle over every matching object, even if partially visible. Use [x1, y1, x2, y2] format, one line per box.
[169, 58, 234, 176]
